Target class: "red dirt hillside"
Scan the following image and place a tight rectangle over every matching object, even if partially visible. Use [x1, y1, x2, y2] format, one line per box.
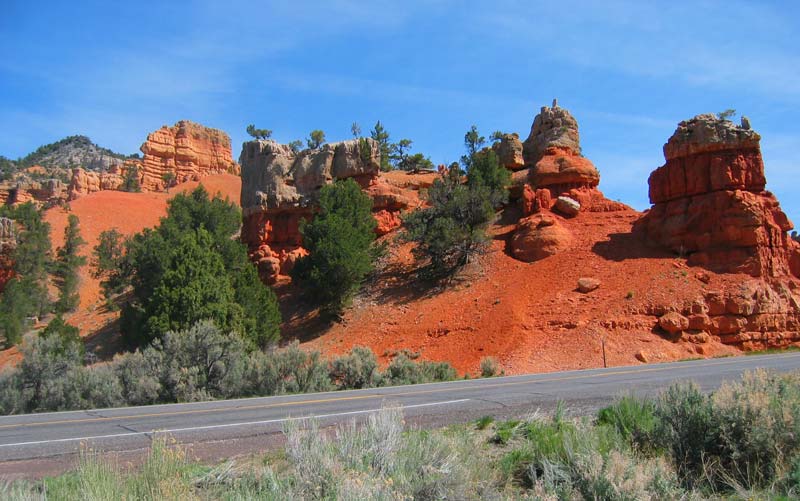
[46, 174, 241, 325]
[248, 105, 800, 376]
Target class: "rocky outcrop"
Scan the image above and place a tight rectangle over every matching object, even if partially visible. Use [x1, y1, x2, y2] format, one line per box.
[507, 102, 627, 217]
[67, 166, 126, 199]
[509, 213, 573, 262]
[643, 281, 800, 350]
[5, 179, 67, 207]
[634, 114, 800, 279]
[139, 120, 239, 192]
[0, 217, 16, 292]
[522, 104, 600, 195]
[240, 138, 420, 283]
[492, 133, 525, 170]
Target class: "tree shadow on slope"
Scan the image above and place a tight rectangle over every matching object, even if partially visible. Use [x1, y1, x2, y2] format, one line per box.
[83, 317, 127, 363]
[591, 231, 675, 262]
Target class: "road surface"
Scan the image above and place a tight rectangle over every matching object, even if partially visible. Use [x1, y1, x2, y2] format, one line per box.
[1, 352, 800, 473]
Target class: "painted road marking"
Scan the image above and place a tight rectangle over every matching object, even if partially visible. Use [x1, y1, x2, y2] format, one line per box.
[1, 353, 798, 432]
[0, 399, 471, 449]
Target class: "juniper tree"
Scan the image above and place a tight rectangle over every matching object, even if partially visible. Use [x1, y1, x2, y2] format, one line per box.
[246, 124, 272, 140]
[370, 121, 392, 171]
[291, 179, 377, 316]
[307, 130, 326, 150]
[54, 214, 86, 313]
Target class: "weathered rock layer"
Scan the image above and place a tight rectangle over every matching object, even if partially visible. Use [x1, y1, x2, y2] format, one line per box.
[240, 138, 420, 283]
[66, 121, 239, 199]
[507, 102, 626, 262]
[139, 120, 239, 192]
[635, 114, 800, 279]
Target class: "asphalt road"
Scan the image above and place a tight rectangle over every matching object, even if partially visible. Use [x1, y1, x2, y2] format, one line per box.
[2, 352, 800, 466]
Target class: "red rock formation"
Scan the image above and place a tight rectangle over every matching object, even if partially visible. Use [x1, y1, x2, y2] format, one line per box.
[513, 103, 626, 213]
[635, 114, 800, 279]
[139, 120, 239, 192]
[492, 133, 525, 170]
[0, 217, 16, 292]
[6, 179, 67, 207]
[509, 213, 573, 262]
[240, 139, 421, 284]
[67, 166, 127, 199]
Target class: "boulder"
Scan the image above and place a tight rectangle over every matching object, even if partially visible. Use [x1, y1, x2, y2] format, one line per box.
[577, 277, 601, 293]
[553, 196, 580, 217]
[510, 213, 573, 262]
[522, 104, 582, 165]
[659, 312, 689, 334]
[492, 133, 525, 170]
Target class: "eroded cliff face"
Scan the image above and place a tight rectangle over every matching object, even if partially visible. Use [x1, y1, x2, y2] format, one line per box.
[240, 138, 421, 284]
[65, 121, 240, 199]
[67, 164, 129, 199]
[5, 178, 67, 207]
[0, 217, 16, 292]
[634, 114, 800, 279]
[632, 114, 800, 351]
[139, 120, 240, 191]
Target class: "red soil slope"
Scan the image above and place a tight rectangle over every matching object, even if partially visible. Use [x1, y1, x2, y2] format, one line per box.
[0, 174, 241, 368]
[301, 207, 741, 375]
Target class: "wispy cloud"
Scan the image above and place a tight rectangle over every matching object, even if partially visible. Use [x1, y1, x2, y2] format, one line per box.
[480, 0, 800, 102]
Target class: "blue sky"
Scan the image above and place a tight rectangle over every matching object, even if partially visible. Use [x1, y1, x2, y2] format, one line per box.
[1, 0, 799, 218]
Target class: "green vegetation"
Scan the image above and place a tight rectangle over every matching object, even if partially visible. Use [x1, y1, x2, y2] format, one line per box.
[16, 135, 128, 168]
[717, 109, 737, 121]
[0, 203, 53, 347]
[306, 129, 326, 149]
[0, 155, 17, 182]
[468, 147, 511, 208]
[402, 126, 508, 278]
[480, 356, 499, 377]
[160, 170, 176, 191]
[0, 320, 457, 414]
[350, 121, 361, 138]
[5, 370, 800, 499]
[461, 124, 485, 171]
[246, 124, 272, 140]
[370, 120, 392, 171]
[291, 179, 378, 316]
[92, 228, 126, 303]
[120, 164, 141, 192]
[287, 139, 303, 153]
[93, 186, 280, 349]
[490, 130, 505, 143]
[53, 214, 86, 313]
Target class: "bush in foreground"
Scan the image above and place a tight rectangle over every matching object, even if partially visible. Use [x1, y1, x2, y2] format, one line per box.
[0, 321, 457, 415]
[6, 370, 800, 499]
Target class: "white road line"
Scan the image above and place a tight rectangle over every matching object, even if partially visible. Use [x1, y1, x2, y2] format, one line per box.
[0, 399, 471, 449]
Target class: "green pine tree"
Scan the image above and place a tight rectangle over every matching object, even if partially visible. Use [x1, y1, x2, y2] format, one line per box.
[291, 179, 377, 316]
[54, 214, 87, 313]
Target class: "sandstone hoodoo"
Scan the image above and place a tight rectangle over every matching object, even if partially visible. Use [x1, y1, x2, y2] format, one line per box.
[492, 133, 525, 171]
[634, 114, 800, 279]
[507, 102, 627, 217]
[139, 120, 240, 192]
[523, 103, 598, 196]
[240, 138, 421, 283]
